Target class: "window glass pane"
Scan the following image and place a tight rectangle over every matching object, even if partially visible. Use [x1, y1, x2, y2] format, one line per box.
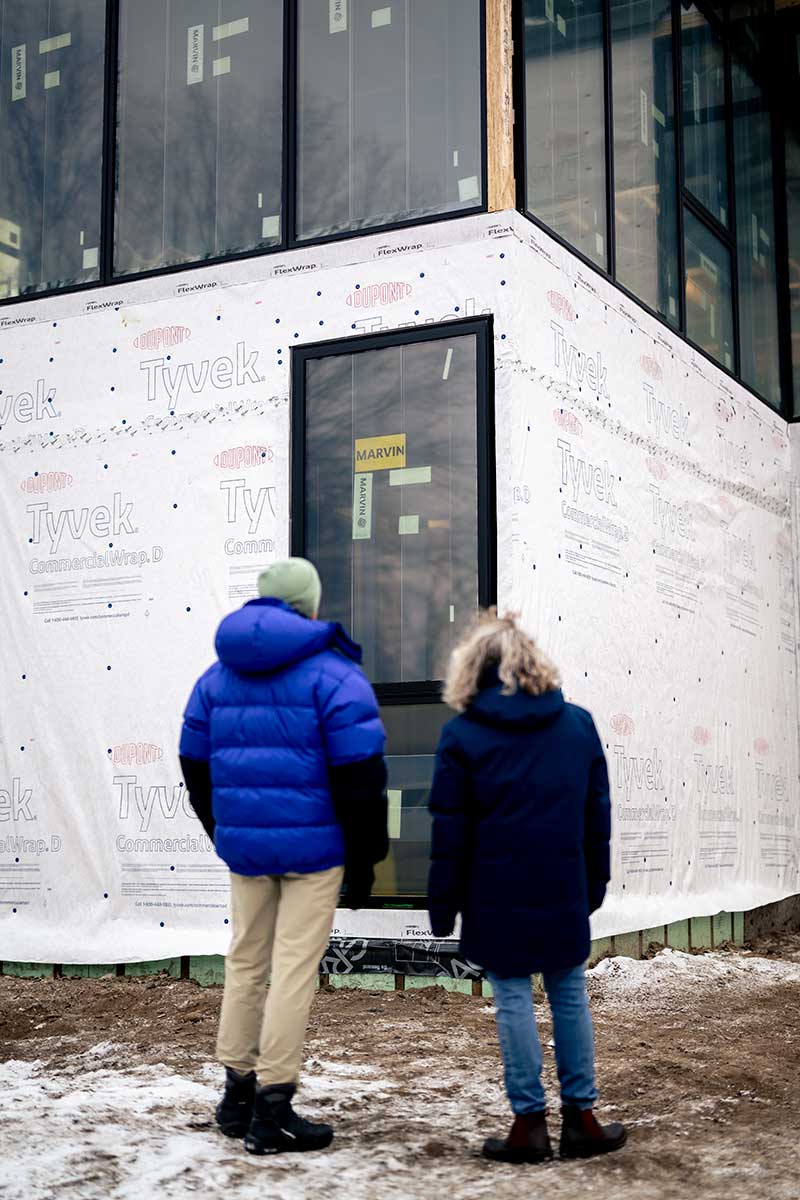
[296, 0, 482, 241]
[524, 0, 608, 268]
[684, 208, 734, 371]
[611, 0, 679, 324]
[681, 4, 728, 226]
[304, 333, 480, 685]
[115, 1, 283, 276]
[0, 0, 105, 299]
[786, 130, 800, 415]
[373, 704, 450, 899]
[732, 62, 780, 408]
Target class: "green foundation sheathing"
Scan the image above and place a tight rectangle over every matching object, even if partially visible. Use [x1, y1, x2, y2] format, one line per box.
[1, 962, 53, 978]
[0, 912, 751, 984]
[125, 959, 181, 978]
[189, 956, 225, 987]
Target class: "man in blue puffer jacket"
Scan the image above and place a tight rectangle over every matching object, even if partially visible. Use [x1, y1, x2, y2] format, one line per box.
[179, 558, 387, 1156]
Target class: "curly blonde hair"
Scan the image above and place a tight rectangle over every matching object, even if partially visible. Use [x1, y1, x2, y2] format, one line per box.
[443, 609, 561, 712]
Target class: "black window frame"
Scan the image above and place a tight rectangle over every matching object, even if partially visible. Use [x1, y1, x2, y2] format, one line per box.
[515, 0, 795, 420]
[0, 0, 488, 308]
[291, 315, 497, 707]
[291, 316, 496, 909]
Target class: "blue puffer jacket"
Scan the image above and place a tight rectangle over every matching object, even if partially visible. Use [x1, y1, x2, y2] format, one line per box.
[179, 598, 385, 877]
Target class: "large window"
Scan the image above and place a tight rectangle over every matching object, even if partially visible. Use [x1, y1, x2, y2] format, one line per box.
[115, 1, 284, 275]
[293, 321, 494, 901]
[297, 0, 483, 241]
[0, 0, 106, 299]
[523, 0, 607, 269]
[521, 0, 790, 414]
[1, 1, 485, 298]
[611, 0, 678, 324]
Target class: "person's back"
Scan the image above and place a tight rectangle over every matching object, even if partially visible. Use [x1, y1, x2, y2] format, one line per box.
[427, 610, 625, 1165]
[180, 559, 387, 1157]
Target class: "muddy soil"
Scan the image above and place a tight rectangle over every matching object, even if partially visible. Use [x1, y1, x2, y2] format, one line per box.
[1, 936, 799, 1200]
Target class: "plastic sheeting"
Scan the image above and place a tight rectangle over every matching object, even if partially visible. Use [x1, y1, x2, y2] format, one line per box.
[0, 211, 797, 962]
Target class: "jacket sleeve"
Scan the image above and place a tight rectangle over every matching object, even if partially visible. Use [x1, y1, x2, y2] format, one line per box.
[319, 668, 386, 766]
[427, 725, 470, 940]
[179, 754, 215, 841]
[329, 755, 389, 868]
[585, 724, 611, 914]
[179, 676, 212, 763]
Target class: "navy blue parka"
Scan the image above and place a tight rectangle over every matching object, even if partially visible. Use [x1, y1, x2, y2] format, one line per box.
[427, 677, 611, 977]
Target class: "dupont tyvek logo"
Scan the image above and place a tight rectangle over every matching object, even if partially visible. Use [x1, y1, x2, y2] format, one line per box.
[754, 738, 770, 755]
[140, 341, 262, 409]
[551, 322, 609, 397]
[20, 472, 73, 495]
[613, 744, 665, 799]
[650, 485, 695, 541]
[693, 727, 712, 746]
[27, 492, 135, 554]
[0, 380, 59, 427]
[694, 754, 735, 797]
[557, 439, 617, 506]
[111, 744, 164, 766]
[610, 713, 635, 736]
[722, 526, 756, 572]
[717, 428, 752, 476]
[547, 291, 577, 322]
[0, 778, 35, 822]
[756, 761, 787, 804]
[644, 384, 688, 443]
[553, 408, 582, 436]
[214, 445, 273, 469]
[772, 431, 787, 452]
[346, 282, 412, 309]
[645, 457, 668, 481]
[134, 326, 192, 351]
[114, 775, 195, 832]
[639, 355, 662, 381]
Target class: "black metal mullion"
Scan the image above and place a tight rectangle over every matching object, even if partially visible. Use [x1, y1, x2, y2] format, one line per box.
[682, 188, 735, 249]
[100, 0, 120, 284]
[769, 11, 795, 420]
[284, 0, 296, 249]
[512, 0, 527, 214]
[722, 3, 741, 378]
[479, 0, 489, 213]
[603, 0, 615, 280]
[673, 0, 687, 335]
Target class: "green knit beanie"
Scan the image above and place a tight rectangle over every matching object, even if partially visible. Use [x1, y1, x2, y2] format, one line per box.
[257, 558, 322, 618]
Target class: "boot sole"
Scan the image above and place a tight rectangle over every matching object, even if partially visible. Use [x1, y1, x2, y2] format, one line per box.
[482, 1148, 553, 1165]
[244, 1132, 334, 1156]
[217, 1121, 250, 1139]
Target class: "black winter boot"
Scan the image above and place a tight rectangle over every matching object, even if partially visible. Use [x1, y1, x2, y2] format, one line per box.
[482, 1111, 553, 1164]
[215, 1068, 257, 1138]
[559, 1107, 627, 1159]
[244, 1083, 334, 1156]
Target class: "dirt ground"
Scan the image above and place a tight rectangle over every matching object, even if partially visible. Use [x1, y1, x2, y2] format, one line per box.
[1, 936, 799, 1200]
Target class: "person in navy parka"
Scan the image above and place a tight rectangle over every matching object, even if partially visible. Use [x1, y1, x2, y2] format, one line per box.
[179, 558, 387, 1157]
[427, 610, 626, 1165]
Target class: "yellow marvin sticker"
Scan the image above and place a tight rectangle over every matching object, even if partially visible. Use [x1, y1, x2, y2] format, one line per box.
[354, 433, 406, 472]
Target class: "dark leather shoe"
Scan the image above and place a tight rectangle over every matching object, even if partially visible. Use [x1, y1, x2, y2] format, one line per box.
[215, 1068, 256, 1138]
[482, 1111, 553, 1164]
[559, 1106, 627, 1158]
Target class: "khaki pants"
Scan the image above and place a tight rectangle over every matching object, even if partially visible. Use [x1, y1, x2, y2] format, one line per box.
[216, 866, 344, 1086]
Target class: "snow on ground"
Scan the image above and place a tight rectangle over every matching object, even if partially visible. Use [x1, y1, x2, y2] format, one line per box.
[1, 946, 800, 1200]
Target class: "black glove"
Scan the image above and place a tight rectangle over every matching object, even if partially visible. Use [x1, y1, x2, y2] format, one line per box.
[342, 862, 375, 910]
[429, 914, 456, 939]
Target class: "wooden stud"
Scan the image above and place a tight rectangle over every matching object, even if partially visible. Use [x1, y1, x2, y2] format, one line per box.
[471, 979, 483, 997]
[486, 0, 516, 212]
[394, 973, 406, 992]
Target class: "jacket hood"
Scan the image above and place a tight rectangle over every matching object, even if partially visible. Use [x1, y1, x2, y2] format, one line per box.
[466, 679, 565, 730]
[215, 598, 362, 676]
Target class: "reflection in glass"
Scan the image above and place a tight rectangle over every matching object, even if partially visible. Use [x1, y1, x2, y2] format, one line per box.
[296, 0, 482, 241]
[732, 63, 780, 408]
[681, 5, 728, 226]
[684, 208, 733, 371]
[115, 1, 283, 275]
[0, 0, 105, 298]
[304, 334, 479, 685]
[787, 131, 800, 415]
[373, 705, 451, 899]
[611, 0, 678, 323]
[524, 0, 607, 267]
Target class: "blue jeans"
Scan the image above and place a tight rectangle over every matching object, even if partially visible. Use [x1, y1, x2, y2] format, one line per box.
[487, 965, 598, 1114]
